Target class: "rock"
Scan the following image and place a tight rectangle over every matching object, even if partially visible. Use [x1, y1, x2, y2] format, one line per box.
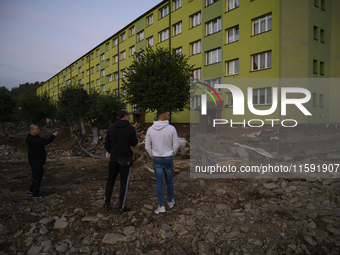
[215, 204, 231, 210]
[39, 217, 55, 225]
[102, 233, 124, 244]
[178, 229, 189, 236]
[183, 208, 196, 214]
[198, 241, 212, 255]
[263, 183, 278, 189]
[56, 242, 68, 252]
[123, 226, 136, 236]
[119, 235, 136, 242]
[53, 219, 68, 229]
[248, 238, 263, 246]
[79, 246, 90, 253]
[82, 216, 99, 222]
[74, 208, 85, 216]
[205, 231, 216, 244]
[186, 218, 196, 226]
[39, 225, 49, 235]
[304, 235, 317, 246]
[285, 186, 297, 193]
[240, 225, 250, 233]
[144, 204, 153, 210]
[161, 223, 171, 231]
[27, 245, 42, 255]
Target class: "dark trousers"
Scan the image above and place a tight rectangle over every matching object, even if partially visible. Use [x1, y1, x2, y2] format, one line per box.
[29, 165, 44, 197]
[104, 161, 131, 209]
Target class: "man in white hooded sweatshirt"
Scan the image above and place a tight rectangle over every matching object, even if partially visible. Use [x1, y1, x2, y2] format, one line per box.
[145, 108, 179, 214]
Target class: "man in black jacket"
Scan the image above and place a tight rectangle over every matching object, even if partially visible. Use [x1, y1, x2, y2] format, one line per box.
[26, 125, 58, 200]
[104, 110, 138, 212]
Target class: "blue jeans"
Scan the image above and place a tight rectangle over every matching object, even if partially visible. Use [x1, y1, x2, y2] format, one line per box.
[153, 156, 174, 206]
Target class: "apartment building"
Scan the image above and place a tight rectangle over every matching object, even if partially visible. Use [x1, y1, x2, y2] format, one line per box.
[37, 0, 340, 132]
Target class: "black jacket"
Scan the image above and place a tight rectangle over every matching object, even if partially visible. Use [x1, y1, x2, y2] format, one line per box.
[105, 120, 138, 161]
[26, 134, 55, 166]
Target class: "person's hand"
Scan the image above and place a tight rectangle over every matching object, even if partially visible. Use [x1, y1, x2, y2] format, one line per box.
[53, 131, 59, 136]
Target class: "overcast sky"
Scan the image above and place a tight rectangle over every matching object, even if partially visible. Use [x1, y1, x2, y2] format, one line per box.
[0, 0, 162, 90]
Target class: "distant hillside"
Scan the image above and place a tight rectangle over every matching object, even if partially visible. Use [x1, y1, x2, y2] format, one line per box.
[11, 81, 44, 99]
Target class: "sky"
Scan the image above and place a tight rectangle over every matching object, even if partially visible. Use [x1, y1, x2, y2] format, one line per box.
[0, 0, 162, 90]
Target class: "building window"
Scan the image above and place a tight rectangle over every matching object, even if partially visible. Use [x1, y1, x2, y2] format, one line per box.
[190, 12, 201, 28]
[121, 69, 126, 78]
[86, 55, 89, 62]
[226, 92, 233, 107]
[190, 96, 201, 109]
[253, 87, 272, 105]
[175, 47, 182, 55]
[97, 79, 100, 86]
[206, 48, 221, 65]
[320, 29, 325, 42]
[206, 0, 219, 7]
[147, 36, 153, 47]
[91, 52, 94, 60]
[101, 69, 105, 77]
[313, 26, 318, 40]
[137, 30, 144, 42]
[130, 46, 135, 56]
[106, 59, 110, 67]
[86, 69, 89, 76]
[320, 61, 325, 75]
[113, 55, 118, 64]
[191, 68, 201, 81]
[252, 51, 271, 71]
[190, 40, 201, 55]
[173, 22, 182, 36]
[121, 32, 126, 42]
[321, 0, 325, 10]
[319, 94, 324, 107]
[121, 88, 127, 96]
[313, 59, 318, 74]
[121, 51, 126, 60]
[96, 64, 100, 71]
[101, 84, 105, 92]
[107, 74, 112, 83]
[253, 14, 272, 35]
[86, 82, 90, 90]
[78, 67, 81, 74]
[106, 42, 110, 51]
[206, 17, 221, 36]
[227, 26, 239, 43]
[130, 26, 135, 37]
[312, 93, 317, 107]
[206, 78, 221, 93]
[91, 66, 94, 74]
[91, 81, 94, 88]
[113, 37, 118, 46]
[114, 72, 119, 80]
[82, 58, 84, 65]
[227, 59, 239, 76]
[160, 5, 170, 19]
[173, 0, 182, 10]
[227, 0, 239, 11]
[101, 53, 105, 61]
[159, 28, 169, 42]
[147, 14, 153, 26]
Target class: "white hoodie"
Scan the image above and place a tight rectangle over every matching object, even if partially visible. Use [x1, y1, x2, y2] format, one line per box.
[145, 120, 179, 157]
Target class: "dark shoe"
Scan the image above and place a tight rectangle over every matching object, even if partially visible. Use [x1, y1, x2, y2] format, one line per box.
[27, 190, 33, 196]
[103, 204, 112, 211]
[118, 207, 131, 213]
[32, 195, 44, 200]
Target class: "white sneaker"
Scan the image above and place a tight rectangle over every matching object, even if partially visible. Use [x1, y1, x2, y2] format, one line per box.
[167, 199, 175, 209]
[154, 206, 166, 214]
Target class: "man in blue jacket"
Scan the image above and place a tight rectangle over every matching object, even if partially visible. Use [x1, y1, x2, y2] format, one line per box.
[26, 125, 58, 200]
[104, 110, 138, 213]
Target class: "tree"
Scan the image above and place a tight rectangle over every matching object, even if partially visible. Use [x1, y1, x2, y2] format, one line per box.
[16, 91, 56, 126]
[0, 87, 16, 134]
[122, 47, 194, 118]
[56, 84, 91, 135]
[88, 93, 126, 129]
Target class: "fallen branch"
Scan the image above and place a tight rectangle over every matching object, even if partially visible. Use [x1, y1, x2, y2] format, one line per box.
[144, 163, 154, 173]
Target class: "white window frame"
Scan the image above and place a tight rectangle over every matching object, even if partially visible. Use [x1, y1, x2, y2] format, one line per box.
[130, 46, 135, 56]
[121, 88, 127, 95]
[227, 0, 239, 11]
[227, 26, 239, 44]
[101, 53, 105, 61]
[206, 0, 218, 7]
[147, 36, 153, 47]
[206, 48, 221, 65]
[91, 81, 94, 88]
[159, 28, 169, 42]
[121, 32, 126, 42]
[114, 72, 119, 80]
[190, 96, 201, 109]
[205, 78, 221, 93]
[227, 59, 239, 76]
[121, 69, 126, 78]
[113, 55, 118, 64]
[190, 40, 201, 55]
[91, 66, 94, 74]
[252, 87, 272, 106]
[206, 17, 221, 36]
[173, 0, 182, 10]
[226, 92, 233, 107]
[96, 64, 100, 71]
[101, 69, 105, 77]
[160, 5, 170, 19]
[173, 21, 182, 36]
[191, 68, 201, 81]
[121, 51, 126, 60]
[137, 30, 144, 42]
[253, 14, 272, 35]
[130, 26, 135, 37]
[97, 79, 100, 86]
[147, 14, 153, 26]
[252, 51, 271, 71]
[113, 38, 118, 46]
[107, 74, 112, 83]
[175, 47, 182, 55]
[190, 12, 201, 28]
[101, 84, 105, 93]
[106, 42, 110, 50]
[106, 59, 110, 67]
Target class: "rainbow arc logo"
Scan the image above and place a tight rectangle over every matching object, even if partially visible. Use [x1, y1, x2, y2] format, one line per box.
[197, 82, 223, 115]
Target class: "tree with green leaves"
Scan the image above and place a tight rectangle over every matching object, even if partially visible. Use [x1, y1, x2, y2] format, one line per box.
[56, 84, 91, 135]
[15, 91, 56, 127]
[122, 47, 194, 119]
[0, 86, 16, 134]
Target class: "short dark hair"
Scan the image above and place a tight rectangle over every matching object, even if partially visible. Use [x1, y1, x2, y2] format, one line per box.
[157, 108, 169, 117]
[117, 110, 128, 119]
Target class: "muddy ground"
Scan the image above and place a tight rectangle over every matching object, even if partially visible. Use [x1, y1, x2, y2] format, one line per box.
[0, 126, 340, 255]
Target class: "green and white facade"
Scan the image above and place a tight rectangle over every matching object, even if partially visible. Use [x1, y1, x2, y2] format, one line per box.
[37, 0, 340, 131]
